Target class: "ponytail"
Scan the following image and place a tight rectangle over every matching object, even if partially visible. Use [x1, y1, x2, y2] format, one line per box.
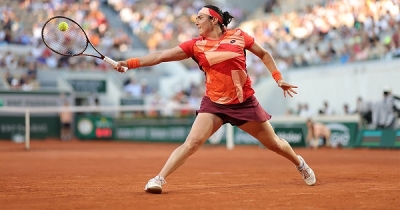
[222, 11, 234, 27]
[204, 5, 234, 31]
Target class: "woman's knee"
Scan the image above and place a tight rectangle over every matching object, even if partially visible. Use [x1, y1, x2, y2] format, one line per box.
[182, 137, 203, 155]
[266, 136, 288, 153]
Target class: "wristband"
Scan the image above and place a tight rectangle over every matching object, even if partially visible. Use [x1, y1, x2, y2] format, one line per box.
[271, 70, 282, 82]
[126, 58, 140, 69]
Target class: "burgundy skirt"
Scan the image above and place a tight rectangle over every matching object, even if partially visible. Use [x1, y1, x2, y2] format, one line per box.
[197, 95, 271, 126]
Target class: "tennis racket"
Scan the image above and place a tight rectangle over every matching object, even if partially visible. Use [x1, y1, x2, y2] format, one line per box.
[41, 16, 127, 72]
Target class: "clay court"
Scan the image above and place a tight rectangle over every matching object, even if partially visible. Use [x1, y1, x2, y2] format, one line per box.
[0, 139, 399, 210]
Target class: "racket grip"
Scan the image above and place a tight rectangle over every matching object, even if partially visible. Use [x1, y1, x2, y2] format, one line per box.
[103, 56, 128, 72]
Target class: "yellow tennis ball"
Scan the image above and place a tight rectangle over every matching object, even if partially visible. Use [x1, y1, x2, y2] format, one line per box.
[58, 22, 68, 32]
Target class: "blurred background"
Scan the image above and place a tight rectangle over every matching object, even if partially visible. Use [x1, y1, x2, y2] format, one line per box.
[0, 0, 399, 147]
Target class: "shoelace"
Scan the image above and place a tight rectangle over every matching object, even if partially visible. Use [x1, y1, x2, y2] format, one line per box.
[150, 176, 166, 185]
[299, 167, 311, 179]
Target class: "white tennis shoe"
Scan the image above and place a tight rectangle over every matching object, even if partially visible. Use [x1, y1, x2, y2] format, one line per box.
[144, 175, 166, 194]
[297, 155, 316, 186]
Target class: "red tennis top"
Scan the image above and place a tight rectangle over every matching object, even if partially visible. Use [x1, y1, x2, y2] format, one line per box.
[179, 29, 255, 105]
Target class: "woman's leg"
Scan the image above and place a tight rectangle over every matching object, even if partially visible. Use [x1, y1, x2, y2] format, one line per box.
[238, 120, 316, 185]
[157, 113, 223, 178]
[238, 121, 300, 165]
[145, 113, 223, 193]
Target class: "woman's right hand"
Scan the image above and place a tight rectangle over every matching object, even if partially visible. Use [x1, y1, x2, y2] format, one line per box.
[114, 61, 128, 73]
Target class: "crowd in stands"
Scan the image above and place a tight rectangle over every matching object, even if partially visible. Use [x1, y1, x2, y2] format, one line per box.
[1, 0, 131, 67]
[107, 0, 245, 51]
[0, 0, 132, 90]
[3, 61, 39, 91]
[244, 0, 400, 82]
[108, 0, 400, 84]
[3, 0, 400, 73]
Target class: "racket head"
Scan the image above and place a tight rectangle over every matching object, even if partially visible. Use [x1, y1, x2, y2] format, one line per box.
[42, 16, 92, 57]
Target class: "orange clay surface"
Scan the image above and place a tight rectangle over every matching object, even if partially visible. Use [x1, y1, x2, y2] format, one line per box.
[0, 139, 399, 210]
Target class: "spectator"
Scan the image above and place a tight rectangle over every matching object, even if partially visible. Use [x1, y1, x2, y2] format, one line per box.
[372, 86, 400, 129]
[299, 103, 313, 118]
[162, 93, 181, 117]
[342, 103, 352, 115]
[356, 96, 373, 126]
[26, 62, 37, 80]
[322, 100, 335, 115]
[295, 103, 303, 115]
[124, 77, 142, 98]
[3, 71, 13, 86]
[88, 92, 100, 107]
[148, 92, 165, 117]
[140, 78, 152, 95]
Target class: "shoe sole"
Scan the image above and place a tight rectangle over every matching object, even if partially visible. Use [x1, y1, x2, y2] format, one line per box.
[306, 179, 316, 186]
[145, 186, 162, 194]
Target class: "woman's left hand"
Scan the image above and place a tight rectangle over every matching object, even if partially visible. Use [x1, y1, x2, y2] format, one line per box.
[277, 80, 298, 97]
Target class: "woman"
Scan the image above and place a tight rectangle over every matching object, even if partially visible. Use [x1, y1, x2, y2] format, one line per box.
[115, 5, 316, 194]
[306, 118, 331, 148]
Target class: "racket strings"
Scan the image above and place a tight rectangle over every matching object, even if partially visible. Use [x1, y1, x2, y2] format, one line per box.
[42, 17, 88, 56]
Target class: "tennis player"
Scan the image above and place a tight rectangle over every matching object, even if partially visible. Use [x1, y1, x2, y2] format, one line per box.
[115, 5, 316, 194]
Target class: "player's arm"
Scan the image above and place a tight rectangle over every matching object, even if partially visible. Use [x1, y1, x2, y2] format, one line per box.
[115, 46, 188, 72]
[248, 41, 279, 75]
[139, 46, 189, 66]
[248, 41, 298, 97]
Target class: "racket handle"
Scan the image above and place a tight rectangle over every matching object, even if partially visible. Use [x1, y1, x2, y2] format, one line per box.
[103, 56, 128, 72]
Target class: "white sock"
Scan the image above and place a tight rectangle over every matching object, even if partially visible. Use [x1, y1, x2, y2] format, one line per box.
[296, 158, 304, 170]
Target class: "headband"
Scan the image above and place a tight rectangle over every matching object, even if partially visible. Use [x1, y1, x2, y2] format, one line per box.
[198, 7, 223, 24]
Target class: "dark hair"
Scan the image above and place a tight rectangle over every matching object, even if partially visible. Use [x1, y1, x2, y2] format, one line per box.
[204, 5, 234, 31]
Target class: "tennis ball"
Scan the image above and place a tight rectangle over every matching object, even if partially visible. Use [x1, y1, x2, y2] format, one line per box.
[58, 21, 68, 32]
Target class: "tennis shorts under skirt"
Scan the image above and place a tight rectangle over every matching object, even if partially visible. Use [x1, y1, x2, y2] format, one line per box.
[197, 95, 271, 126]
